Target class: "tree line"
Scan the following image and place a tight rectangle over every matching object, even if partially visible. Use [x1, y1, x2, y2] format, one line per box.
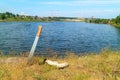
[87, 15, 120, 28]
[0, 12, 80, 22]
[0, 12, 40, 21]
[110, 15, 120, 28]
[88, 18, 110, 24]
[0, 12, 68, 22]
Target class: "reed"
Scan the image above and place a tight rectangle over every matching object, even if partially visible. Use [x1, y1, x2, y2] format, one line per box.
[0, 49, 120, 80]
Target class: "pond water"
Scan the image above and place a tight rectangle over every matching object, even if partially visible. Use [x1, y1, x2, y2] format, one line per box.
[0, 22, 120, 55]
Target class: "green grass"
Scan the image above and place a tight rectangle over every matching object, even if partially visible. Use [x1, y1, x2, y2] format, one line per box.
[0, 50, 120, 80]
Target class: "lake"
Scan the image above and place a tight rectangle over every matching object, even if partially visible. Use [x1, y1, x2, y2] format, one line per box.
[0, 22, 120, 55]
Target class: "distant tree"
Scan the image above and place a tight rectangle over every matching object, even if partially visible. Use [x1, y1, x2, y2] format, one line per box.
[0, 13, 6, 20]
[16, 14, 19, 17]
[5, 12, 13, 18]
[115, 15, 120, 24]
[34, 16, 39, 20]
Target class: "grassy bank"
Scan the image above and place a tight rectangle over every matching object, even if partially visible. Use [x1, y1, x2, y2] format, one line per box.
[0, 50, 120, 80]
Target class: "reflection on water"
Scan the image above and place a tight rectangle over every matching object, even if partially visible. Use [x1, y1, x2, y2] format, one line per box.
[0, 22, 120, 54]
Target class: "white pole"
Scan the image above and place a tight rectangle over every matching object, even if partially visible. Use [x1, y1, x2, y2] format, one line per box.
[28, 26, 42, 64]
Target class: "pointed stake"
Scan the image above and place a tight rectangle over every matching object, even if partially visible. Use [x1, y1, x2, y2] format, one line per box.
[27, 26, 42, 64]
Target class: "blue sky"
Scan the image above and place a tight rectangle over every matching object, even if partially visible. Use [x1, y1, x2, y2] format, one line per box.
[0, 0, 120, 18]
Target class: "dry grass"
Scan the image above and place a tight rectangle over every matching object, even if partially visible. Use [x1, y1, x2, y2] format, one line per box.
[0, 49, 120, 80]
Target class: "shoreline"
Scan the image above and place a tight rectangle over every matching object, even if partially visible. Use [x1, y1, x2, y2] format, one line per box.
[1, 20, 119, 28]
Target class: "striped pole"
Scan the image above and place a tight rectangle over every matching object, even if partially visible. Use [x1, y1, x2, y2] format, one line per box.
[28, 26, 42, 64]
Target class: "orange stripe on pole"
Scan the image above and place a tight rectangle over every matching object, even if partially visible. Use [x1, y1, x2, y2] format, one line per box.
[36, 26, 42, 37]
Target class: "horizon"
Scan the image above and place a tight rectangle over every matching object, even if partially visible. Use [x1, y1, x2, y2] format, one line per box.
[0, 0, 120, 19]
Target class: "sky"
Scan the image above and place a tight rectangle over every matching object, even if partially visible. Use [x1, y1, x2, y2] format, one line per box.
[0, 0, 120, 18]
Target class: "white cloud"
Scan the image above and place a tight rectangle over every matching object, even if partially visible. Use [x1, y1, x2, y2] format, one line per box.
[41, 2, 65, 5]
[57, 8, 120, 18]
[8, 0, 28, 2]
[40, 0, 120, 6]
